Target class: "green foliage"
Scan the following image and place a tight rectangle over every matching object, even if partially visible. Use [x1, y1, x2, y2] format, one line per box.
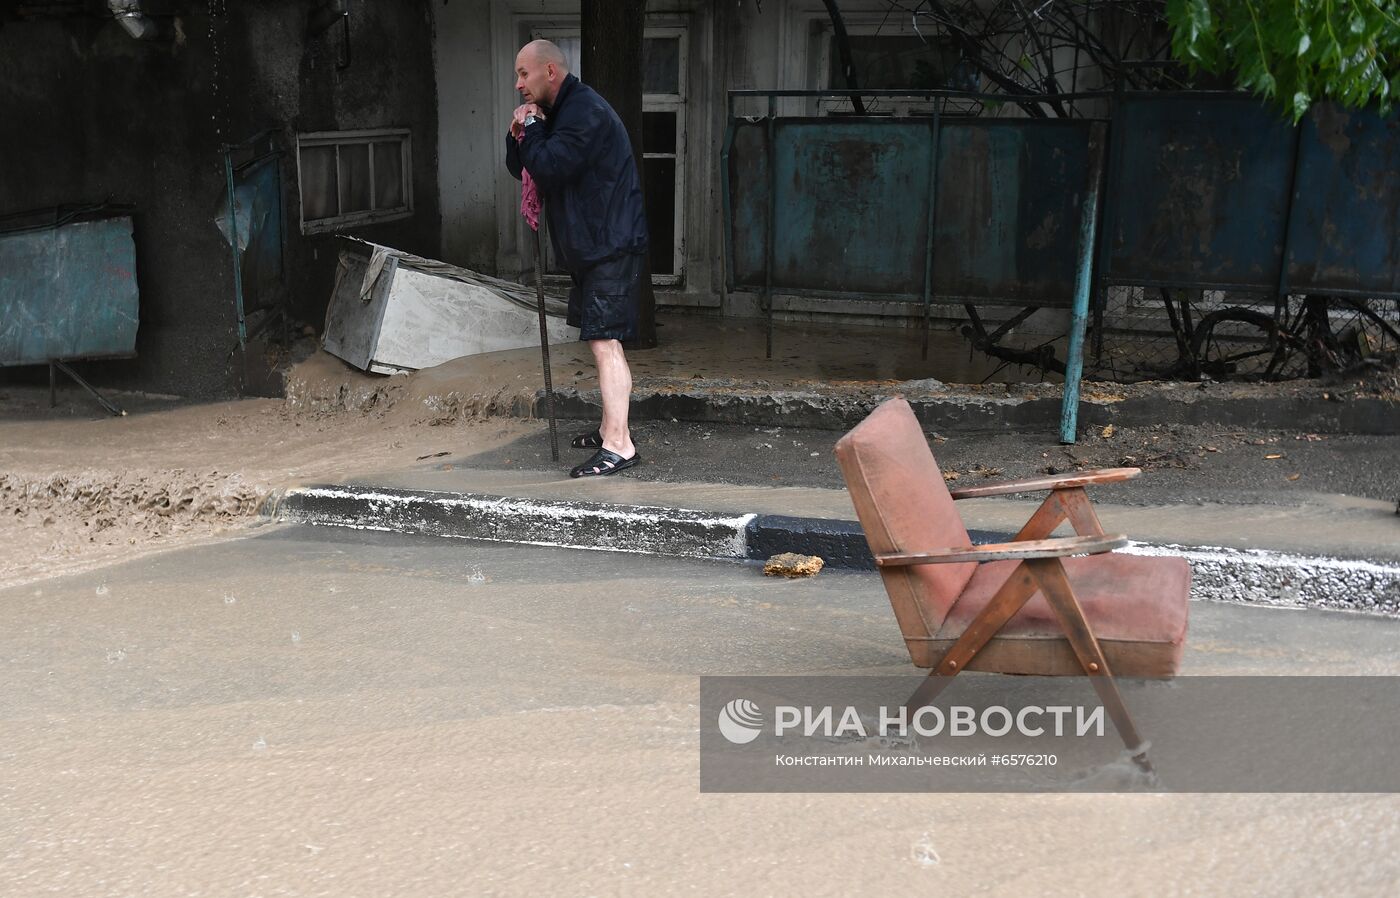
[1166, 0, 1400, 119]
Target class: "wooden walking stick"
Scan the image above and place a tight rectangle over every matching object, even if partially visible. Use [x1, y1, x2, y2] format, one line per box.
[532, 215, 560, 461]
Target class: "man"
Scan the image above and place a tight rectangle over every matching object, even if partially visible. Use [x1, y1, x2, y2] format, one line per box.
[505, 39, 648, 478]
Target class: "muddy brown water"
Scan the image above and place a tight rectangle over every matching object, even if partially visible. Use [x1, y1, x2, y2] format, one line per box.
[3, 528, 1399, 895]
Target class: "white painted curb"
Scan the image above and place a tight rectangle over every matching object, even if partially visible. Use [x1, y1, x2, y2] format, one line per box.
[271, 485, 1400, 615]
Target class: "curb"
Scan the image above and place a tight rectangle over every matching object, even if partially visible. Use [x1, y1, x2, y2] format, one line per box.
[269, 485, 1400, 615]
[547, 387, 1400, 435]
[273, 485, 754, 560]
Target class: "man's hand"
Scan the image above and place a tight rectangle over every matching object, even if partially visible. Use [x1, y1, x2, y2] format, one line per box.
[510, 103, 545, 138]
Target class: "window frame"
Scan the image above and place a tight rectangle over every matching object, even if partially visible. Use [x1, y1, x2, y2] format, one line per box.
[296, 128, 414, 235]
[640, 26, 687, 286]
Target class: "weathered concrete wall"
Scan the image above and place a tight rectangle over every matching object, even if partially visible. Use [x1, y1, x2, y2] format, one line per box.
[0, 1, 440, 398]
[432, 0, 968, 314]
[434, 0, 500, 275]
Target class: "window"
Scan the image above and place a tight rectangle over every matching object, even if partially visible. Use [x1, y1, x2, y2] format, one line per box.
[828, 35, 958, 91]
[297, 129, 413, 234]
[641, 33, 685, 283]
[815, 26, 968, 117]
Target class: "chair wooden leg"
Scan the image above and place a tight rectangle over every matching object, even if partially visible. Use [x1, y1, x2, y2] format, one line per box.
[1013, 492, 1067, 541]
[906, 564, 1040, 710]
[905, 670, 958, 711]
[1025, 558, 1152, 771]
[1057, 487, 1106, 537]
[1014, 488, 1105, 542]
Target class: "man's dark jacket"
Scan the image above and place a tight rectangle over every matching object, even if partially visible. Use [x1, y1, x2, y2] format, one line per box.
[506, 73, 648, 273]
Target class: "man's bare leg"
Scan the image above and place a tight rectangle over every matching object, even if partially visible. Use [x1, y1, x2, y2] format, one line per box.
[590, 338, 636, 458]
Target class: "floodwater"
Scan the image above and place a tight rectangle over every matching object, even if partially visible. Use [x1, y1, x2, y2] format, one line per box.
[3, 527, 1400, 896]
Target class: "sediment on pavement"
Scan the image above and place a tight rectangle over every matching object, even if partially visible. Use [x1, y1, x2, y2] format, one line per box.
[1, 470, 266, 587]
[283, 348, 1400, 435]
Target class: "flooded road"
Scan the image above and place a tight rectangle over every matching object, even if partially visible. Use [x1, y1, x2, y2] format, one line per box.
[3, 527, 1399, 896]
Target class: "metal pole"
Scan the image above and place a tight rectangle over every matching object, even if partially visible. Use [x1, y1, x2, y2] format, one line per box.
[920, 104, 943, 360]
[53, 360, 125, 417]
[223, 149, 247, 349]
[1091, 95, 1117, 366]
[1273, 120, 1307, 323]
[533, 223, 560, 462]
[719, 100, 735, 318]
[1060, 123, 1107, 444]
[763, 94, 776, 360]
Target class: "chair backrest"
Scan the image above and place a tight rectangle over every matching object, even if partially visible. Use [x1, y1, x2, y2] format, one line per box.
[834, 398, 977, 636]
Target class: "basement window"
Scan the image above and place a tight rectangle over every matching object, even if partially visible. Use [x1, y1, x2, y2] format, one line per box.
[827, 35, 958, 92]
[816, 27, 966, 117]
[296, 129, 413, 234]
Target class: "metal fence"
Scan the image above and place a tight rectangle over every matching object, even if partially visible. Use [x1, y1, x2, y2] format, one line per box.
[722, 89, 1400, 391]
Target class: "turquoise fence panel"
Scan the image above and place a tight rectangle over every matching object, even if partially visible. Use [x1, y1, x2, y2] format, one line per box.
[933, 120, 1093, 307]
[1286, 104, 1400, 297]
[0, 210, 139, 367]
[1102, 94, 1297, 291]
[725, 110, 1094, 306]
[728, 91, 1400, 304]
[727, 120, 770, 290]
[770, 118, 933, 296]
[213, 152, 284, 312]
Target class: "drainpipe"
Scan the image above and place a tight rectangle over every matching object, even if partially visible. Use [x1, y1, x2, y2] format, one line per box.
[307, 0, 349, 37]
[307, 0, 351, 68]
[108, 0, 160, 40]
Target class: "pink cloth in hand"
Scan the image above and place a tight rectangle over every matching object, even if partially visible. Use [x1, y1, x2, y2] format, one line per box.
[516, 133, 541, 232]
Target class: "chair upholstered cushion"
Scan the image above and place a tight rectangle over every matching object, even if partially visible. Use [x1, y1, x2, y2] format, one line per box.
[834, 398, 976, 636]
[907, 553, 1192, 677]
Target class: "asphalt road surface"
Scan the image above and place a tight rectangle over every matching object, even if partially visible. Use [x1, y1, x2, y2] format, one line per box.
[455, 418, 1400, 507]
[4, 525, 1400, 895]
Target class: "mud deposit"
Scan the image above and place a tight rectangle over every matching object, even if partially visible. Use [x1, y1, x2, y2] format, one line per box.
[0, 385, 532, 590]
[1, 470, 266, 587]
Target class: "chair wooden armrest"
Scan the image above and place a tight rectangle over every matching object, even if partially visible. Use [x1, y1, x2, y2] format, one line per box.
[949, 467, 1140, 499]
[876, 534, 1128, 566]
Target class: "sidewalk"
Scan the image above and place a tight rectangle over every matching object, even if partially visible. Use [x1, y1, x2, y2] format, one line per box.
[273, 311, 1400, 614]
[286, 312, 1400, 436]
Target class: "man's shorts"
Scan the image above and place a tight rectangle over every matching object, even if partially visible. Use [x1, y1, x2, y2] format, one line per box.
[567, 252, 643, 342]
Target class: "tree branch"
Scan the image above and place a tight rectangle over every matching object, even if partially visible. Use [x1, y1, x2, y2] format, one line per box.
[822, 0, 867, 114]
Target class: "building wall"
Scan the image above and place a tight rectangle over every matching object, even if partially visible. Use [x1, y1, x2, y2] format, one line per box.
[434, 0, 500, 275]
[432, 0, 970, 320]
[0, 0, 440, 398]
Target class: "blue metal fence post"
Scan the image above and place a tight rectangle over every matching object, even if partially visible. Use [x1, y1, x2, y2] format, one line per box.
[1060, 122, 1107, 444]
[920, 104, 943, 360]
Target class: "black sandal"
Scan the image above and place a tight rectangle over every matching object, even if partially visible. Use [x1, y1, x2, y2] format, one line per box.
[571, 428, 604, 449]
[570, 447, 640, 478]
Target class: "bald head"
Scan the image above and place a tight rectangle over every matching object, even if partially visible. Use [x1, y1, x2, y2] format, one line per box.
[521, 39, 568, 71]
[514, 39, 569, 106]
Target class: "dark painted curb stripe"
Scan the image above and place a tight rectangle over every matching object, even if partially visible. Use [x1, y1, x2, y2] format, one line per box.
[744, 515, 1010, 571]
